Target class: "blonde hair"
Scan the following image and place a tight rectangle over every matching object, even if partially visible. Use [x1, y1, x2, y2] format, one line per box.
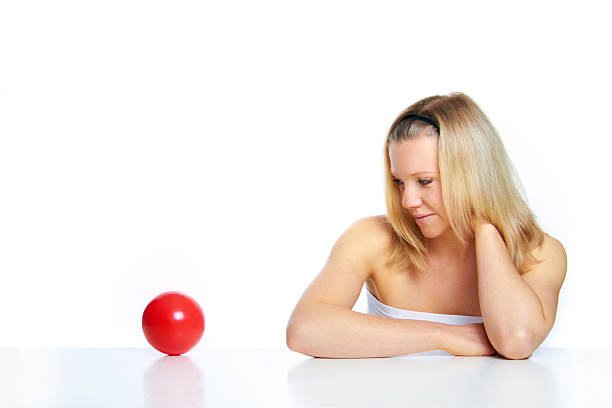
[384, 92, 545, 274]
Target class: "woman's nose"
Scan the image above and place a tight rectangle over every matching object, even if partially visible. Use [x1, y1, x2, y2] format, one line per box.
[402, 185, 422, 209]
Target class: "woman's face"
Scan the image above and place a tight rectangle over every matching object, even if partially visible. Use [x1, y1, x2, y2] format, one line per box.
[388, 136, 449, 238]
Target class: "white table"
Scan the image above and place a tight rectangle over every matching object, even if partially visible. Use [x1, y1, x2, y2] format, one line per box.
[1, 347, 610, 407]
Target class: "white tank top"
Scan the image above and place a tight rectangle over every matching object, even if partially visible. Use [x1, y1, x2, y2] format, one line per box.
[366, 288, 483, 325]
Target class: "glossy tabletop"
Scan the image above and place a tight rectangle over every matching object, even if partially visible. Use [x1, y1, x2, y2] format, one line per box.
[1, 347, 610, 407]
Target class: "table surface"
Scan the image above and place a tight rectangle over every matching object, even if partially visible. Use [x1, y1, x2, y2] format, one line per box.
[1, 347, 611, 407]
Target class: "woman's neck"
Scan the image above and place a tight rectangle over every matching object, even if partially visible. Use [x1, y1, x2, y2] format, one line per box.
[426, 229, 475, 265]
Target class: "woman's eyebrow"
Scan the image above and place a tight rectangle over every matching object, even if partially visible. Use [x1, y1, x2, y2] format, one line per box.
[391, 171, 438, 177]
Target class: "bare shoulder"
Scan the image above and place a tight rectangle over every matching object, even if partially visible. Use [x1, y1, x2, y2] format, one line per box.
[290, 215, 394, 309]
[524, 233, 567, 282]
[349, 215, 393, 237]
[545, 234, 567, 271]
[519, 233, 567, 328]
[546, 234, 566, 255]
[347, 215, 394, 254]
[331, 215, 395, 275]
[533, 233, 567, 264]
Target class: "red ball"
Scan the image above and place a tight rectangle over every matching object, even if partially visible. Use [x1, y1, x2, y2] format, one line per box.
[142, 291, 205, 355]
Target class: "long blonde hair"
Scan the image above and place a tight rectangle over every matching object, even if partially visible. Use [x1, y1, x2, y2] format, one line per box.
[384, 92, 545, 274]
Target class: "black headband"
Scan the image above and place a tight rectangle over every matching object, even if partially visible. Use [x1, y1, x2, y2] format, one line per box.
[402, 114, 439, 131]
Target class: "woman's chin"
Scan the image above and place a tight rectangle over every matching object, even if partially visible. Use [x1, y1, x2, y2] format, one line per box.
[419, 225, 448, 239]
[419, 228, 436, 238]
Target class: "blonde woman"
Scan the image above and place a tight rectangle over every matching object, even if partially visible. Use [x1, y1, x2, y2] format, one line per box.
[286, 93, 567, 359]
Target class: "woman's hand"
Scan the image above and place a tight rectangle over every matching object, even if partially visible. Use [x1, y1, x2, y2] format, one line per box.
[441, 323, 498, 356]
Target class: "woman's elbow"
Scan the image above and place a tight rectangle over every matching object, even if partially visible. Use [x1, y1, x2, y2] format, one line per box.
[496, 330, 536, 360]
[286, 322, 301, 352]
[286, 319, 309, 353]
[498, 347, 533, 360]
[286, 320, 321, 357]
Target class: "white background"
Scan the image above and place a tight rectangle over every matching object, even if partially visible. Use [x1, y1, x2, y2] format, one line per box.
[0, 0, 609, 349]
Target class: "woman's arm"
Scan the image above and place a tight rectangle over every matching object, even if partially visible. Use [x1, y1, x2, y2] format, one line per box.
[287, 301, 448, 358]
[473, 220, 567, 359]
[287, 216, 497, 358]
[286, 217, 446, 358]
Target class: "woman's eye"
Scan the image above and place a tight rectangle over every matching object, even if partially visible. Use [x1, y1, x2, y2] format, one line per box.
[393, 178, 432, 186]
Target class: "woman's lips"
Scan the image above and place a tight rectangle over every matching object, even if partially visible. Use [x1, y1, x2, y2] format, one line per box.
[415, 214, 435, 223]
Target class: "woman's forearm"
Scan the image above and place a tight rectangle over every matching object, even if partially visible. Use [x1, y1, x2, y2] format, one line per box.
[287, 301, 446, 358]
[474, 222, 545, 357]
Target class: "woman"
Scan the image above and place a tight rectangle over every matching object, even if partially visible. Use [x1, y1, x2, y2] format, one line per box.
[286, 92, 567, 359]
